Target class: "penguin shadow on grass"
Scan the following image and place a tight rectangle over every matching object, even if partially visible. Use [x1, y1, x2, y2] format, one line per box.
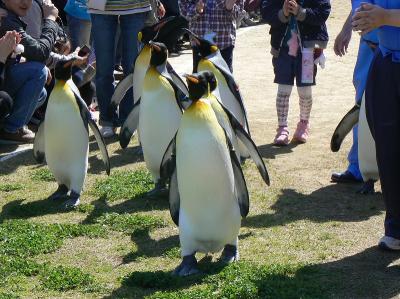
[105, 245, 400, 299]
[243, 184, 384, 229]
[257, 142, 299, 160]
[0, 148, 38, 176]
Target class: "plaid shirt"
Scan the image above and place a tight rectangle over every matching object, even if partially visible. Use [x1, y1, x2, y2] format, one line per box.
[179, 0, 245, 50]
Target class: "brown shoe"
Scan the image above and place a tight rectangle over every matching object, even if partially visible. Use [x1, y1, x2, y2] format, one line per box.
[0, 127, 35, 144]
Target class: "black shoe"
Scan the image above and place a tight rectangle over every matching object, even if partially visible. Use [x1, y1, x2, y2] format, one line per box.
[331, 170, 362, 184]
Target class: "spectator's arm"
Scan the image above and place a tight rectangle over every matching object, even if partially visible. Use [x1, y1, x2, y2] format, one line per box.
[2, 18, 58, 62]
[296, 0, 331, 26]
[261, 0, 289, 26]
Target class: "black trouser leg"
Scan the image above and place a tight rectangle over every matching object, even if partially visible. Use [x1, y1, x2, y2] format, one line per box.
[366, 51, 400, 239]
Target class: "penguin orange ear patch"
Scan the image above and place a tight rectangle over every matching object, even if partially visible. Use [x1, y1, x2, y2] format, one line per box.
[211, 45, 218, 52]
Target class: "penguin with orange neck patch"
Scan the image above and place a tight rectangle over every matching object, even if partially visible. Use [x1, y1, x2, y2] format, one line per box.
[160, 71, 269, 276]
[120, 42, 188, 196]
[33, 59, 110, 208]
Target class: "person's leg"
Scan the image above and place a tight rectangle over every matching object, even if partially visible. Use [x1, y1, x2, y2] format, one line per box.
[293, 86, 312, 143]
[366, 51, 400, 245]
[90, 13, 118, 129]
[346, 125, 363, 180]
[192, 46, 201, 72]
[3, 62, 47, 133]
[66, 14, 92, 50]
[274, 84, 292, 145]
[118, 12, 147, 125]
[220, 46, 234, 73]
[0, 91, 13, 121]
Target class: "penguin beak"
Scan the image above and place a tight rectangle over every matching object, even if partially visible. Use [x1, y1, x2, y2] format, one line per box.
[182, 28, 201, 46]
[183, 74, 199, 84]
[149, 41, 161, 52]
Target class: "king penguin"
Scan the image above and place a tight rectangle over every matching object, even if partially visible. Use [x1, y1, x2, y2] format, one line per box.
[330, 93, 378, 193]
[33, 59, 110, 208]
[111, 16, 188, 109]
[160, 71, 269, 276]
[120, 42, 188, 195]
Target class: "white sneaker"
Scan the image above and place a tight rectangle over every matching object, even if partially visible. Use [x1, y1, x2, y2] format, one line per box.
[378, 236, 400, 251]
[100, 126, 116, 138]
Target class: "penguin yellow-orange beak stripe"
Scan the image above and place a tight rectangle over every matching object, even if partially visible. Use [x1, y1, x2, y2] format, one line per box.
[63, 60, 75, 68]
[150, 43, 161, 52]
[184, 74, 199, 84]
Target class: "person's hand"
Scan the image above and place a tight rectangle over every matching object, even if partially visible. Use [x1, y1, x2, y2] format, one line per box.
[43, 1, 59, 21]
[71, 47, 88, 67]
[225, 0, 237, 11]
[334, 27, 352, 56]
[196, 0, 204, 14]
[0, 31, 20, 63]
[45, 66, 53, 85]
[157, 3, 166, 18]
[288, 0, 299, 16]
[283, 0, 290, 17]
[352, 3, 387, 35]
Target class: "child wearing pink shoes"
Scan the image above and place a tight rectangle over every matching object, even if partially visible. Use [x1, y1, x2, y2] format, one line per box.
[261, 0, 330, 145]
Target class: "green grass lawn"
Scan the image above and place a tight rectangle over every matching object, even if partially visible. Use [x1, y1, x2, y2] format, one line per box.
[0, 137, 399, 299]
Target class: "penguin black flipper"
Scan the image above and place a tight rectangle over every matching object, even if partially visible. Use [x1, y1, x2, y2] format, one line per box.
[110, 72, 133, 108]
[160, 136, 176, 182]
[119, 98, 141, 149]
[229, 144, 250, 218]
[169, 168, 180, 226]
[331, 104, 360, 152]
[167, 62, 189, 96]
[220, 104, 270, 186]
[33, 121, 45, 163]
[70, 82, 111, 175]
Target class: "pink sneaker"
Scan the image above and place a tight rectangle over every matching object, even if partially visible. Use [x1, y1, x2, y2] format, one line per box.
[293, 121, 310, 143]
[274, 126, 290, 146]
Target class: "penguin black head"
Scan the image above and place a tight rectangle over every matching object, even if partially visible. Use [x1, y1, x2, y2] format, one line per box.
[139, 16, 176, 44]
[149, 41, 168, 67]
[184, 71, 217, 101]
[183, 29, 219, 58]
[54, 58, 76, 81]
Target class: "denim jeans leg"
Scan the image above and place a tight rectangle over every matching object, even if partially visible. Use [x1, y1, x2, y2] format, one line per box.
[118, 12, 146, 125]
[90, 13, 118, 127]
[66, 14, 92, 50]
[4, 62, 47, 132]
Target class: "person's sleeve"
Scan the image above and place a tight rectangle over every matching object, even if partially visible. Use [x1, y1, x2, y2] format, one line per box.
[179, 0, 200, 21]
[261, 0, 289, 25]
[296, 0, 331, 26]
[7, 19, 59, 62]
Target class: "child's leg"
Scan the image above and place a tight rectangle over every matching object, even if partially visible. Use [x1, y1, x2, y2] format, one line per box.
[293, 86, 312, 143]
[274, 84, 293, 145]
[297, 86, 313, 123]
[276, 84, 293, 127]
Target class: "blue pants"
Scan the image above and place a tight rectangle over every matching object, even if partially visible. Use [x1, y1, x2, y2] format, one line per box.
[3, 62, 47, 132]
[366, 51, 400, 239]
[90, 12, 146, 127]
[66, 14, 92, 50]
[346, 38, 376, 179]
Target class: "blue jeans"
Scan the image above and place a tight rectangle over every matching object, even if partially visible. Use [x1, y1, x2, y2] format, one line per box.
[3, 62, 47, 132]
[66, 14, 92, 50]
[90, 12, 147, 127]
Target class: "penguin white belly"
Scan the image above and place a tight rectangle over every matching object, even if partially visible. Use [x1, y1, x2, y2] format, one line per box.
[358, 94, 379, 181]
[177, 122, 241, 254]
[139, 79, 181, 182]
[45, 90, 89, 192]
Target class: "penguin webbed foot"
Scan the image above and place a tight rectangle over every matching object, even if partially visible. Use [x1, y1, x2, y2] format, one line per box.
[356, 180, 376, 195]
[48, 184, 69, 201]
[146, 181, 168, 199]
[220, 244, 239, 264]
[173, 254, 201, 277]
[64, 191, 80, 209]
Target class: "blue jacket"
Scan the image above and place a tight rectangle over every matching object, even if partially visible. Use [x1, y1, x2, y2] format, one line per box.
[261, 0, 330, 56]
